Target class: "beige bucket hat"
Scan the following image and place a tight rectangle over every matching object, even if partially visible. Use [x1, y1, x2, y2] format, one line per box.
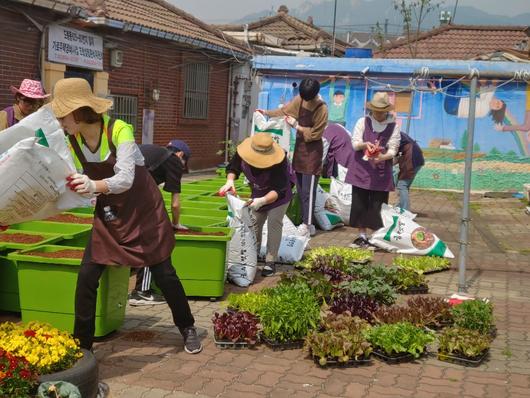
[51, 78, 113, 118]
[366, 91, 394, 112]
[237, 133, 285, 169]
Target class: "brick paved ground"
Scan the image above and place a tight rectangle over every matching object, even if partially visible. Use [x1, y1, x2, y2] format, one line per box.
[3, 175, 530, 398]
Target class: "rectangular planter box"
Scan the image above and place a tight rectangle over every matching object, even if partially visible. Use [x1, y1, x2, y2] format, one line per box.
[9, 245, 130, 337]
[0, 255, 20, 312]
[69, 206, 95, 215]
[154, 227, 233, 299]
[9, 221, 92, 247]
[182, 196, 228, 210]
[0, 230, 63, 251]
[179, 214, 228, 227]
[180, 207, 228, 219]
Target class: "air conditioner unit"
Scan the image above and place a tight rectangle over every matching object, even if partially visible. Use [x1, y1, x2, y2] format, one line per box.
[110, 49, 123, 68]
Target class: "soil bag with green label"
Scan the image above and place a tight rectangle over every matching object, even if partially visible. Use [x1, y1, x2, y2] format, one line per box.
[370, 204, 454, 258]
[252, 111, 292, 154]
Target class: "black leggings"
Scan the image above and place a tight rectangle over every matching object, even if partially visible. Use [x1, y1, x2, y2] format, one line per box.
[349, 186, 389, 230]
[74, 254, 194, 350]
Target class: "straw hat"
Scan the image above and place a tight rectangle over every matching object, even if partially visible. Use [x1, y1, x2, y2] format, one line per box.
[10, 79, 50, 99]
[366, 91, 394, 112]
[50, 78, 113, 118]
[237, 133, 285, 169]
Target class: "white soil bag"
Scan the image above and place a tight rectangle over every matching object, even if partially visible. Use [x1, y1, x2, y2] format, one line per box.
[226, 195, 258, 287]
[370, 204, 454, 258]
[314, 185, 343, 231]
[258, 215, 310, 264]
[329, 177, 352, 225]
[252, 111, 292, 153]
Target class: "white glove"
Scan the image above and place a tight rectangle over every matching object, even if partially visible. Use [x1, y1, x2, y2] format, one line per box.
[68, 173, 97, 194]
[219, 179, 235, 195]
[248, 197, 267, 211]
[173, 223, 189, 231]
[285, 116, 298, 129]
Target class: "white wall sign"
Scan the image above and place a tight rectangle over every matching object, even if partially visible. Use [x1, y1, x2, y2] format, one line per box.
[48, 25, 103, 70]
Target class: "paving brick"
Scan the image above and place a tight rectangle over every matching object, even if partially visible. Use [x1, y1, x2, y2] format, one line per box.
[199, 379, 230, 397]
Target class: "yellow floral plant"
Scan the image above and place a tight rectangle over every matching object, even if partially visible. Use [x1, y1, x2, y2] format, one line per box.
[0, 321, 82, 375]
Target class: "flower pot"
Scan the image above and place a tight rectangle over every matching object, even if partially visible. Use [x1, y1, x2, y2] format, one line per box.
[39, 349, 99, 398]
[45, 212, 94, 225]
[10, 221, 92, 247]
[437, 349, 489, 367]
[0, 255, 19, 312]
[0, 230, 63, 251]
[9, 245, 129, 337]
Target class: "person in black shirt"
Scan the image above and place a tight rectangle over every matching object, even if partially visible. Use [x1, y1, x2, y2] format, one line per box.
[128, 140, 191, 305]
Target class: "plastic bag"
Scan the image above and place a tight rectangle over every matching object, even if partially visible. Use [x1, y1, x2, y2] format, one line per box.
[370, 204, 454, 258]
[258, 215, 310, 264]
[226, 194, 258, 287]
[314, 185, 343, 231]
[329, 177, 352, 224]
[252, 111, 292, 154]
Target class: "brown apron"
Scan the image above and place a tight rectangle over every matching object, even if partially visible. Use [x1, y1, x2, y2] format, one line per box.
[292, 101, 325, 175]
[68, 120, 174, 268]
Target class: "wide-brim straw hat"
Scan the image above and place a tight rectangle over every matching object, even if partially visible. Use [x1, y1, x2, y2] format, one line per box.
[237, 133, 285, 169]
[366, 91, 394, 112]
[51, 78, 113, 118]
[10, 79, 50, 99]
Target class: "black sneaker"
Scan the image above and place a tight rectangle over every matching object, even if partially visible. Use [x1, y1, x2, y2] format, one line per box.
[261, 262, 276, 277]
[348, 236, 374, 250]
[179, 326, 203, 354]
[128, 290, 166, 306]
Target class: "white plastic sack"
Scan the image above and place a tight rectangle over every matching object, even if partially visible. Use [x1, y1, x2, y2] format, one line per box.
[386, 204, 417, 220]
[329, 177, 352, 224]
[370, 204, 454, 258]
[226, 194, 258, 287]
[259, 215, 310, 264]
[252, 111, 292, 154]
[314, 185, 343, 231]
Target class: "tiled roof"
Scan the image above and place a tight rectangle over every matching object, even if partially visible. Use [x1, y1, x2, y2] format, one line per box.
[217, 13, 347, 55]
[374, 24, 529, 60]
[13, 0, 250, 56]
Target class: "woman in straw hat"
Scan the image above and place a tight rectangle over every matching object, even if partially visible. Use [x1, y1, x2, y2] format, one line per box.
[50, 78, 202, 354]
[347, 91, 401, 249]
[219, 133, 293, 277]
[0, 79, 50, 131]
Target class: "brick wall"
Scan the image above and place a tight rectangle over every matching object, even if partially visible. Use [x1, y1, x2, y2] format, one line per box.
[0, 6, 231, 170]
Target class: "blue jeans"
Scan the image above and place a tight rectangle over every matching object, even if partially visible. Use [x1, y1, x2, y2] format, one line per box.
[396, 166, 422, 211]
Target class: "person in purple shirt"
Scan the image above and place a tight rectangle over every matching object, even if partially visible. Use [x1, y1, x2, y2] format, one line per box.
[219, 133, 293, 277]
[322, 123, 355, 179]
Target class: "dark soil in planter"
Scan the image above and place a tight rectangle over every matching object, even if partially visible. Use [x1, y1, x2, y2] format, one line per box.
[46, 214, 93, 224]
[0, 232, 45, 244]
[313, 355, 373, 368]
[437, 350, 489, 367]
[23, 249, 84, 259]
[372, 349, 419, 364]
[175, 230, 227, 236]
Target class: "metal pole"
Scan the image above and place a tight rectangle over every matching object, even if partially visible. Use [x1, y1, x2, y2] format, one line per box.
[452, 0, 459, 23]
[457, 75, 478, 293]
[331, 0, 337, 56]
[405, 90, 414, 135]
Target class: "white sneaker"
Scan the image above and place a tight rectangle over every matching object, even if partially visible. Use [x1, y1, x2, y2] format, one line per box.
[297, 223, 310, 237]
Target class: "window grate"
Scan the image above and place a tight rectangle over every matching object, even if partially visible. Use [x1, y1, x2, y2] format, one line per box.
[183, 63, 210, 119]
[108, 95, 138, 131]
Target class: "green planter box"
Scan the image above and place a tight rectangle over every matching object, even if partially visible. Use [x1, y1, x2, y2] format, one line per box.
[0, 230, 63, 251]
[0, 255, 19, 312]
[177, 201, 228, 211]
[179, 214, 228, 227]
[154, 227, 233, 299]
[69, 206, 95, 214]
[9, 245, 130, 337]
[180, 207, 227, 219]
[10, 221, 92, 247]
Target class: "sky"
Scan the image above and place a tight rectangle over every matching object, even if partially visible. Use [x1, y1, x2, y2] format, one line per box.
[169, 0, 530, 23]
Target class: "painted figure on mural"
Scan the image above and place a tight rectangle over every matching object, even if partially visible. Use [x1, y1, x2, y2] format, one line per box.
[328, 77, 351, 127]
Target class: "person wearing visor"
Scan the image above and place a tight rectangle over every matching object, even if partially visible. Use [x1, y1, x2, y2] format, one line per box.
[219, 133, 293, 277]
[129, 139, 191, 306]
[50, 78, 202, 354]
[0, 79, 49, 131]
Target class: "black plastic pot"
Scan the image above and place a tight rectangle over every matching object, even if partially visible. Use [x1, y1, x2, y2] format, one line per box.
[372, 349, 421, 364]
[213, 336, 257, 350]
[260, 334, 304, 351]
[400, 284, 429, 295]
[313, 355, 373, 368]
[437, 350, 489, 367]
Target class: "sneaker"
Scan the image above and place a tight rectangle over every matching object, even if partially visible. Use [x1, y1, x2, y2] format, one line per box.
[297, 223, 310, 237]
[348, 236, 374, 250]
[261, 262, 276, 277]
[128, 290, 166, 306]
[179, 326, 203, 354]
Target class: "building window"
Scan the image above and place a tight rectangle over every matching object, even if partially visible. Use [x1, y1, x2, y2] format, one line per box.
[394, 91, 412, 113]
[183, 63, 210, 119]
[108, 95, 138, 131]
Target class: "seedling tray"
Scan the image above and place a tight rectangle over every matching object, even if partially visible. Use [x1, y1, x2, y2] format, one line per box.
[313, 355, 373, 368]
[489, 326, 497, 339]
[372, 349, 419, 364]
[400, 284, 429, 295]
[260, 334, 304, 351]
[437, 350, 489, 367]
[350, 258, 372, 265]
[213, 336, 257, 350]
[422, 267, 451, 275]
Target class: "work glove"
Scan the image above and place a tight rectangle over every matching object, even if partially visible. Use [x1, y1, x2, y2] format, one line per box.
[67, 173, 97, 194]
[218, 180, 236, 196]
[248, 196, 267, 211]
[285, 116, 298, 129]
[172, 223, 189, 231]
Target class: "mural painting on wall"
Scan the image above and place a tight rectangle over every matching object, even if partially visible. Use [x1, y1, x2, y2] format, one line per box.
[258, 76, 530, 191]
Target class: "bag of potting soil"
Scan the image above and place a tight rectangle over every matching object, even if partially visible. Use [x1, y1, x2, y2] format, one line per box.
[314, 185, 343, 231]
[252, 111, 292, 154]
[258, 215, 310, 264]
[370, 204, 454, 258]
[226, 194, 258, 287]
[329, 177, 352, 225]
[386, 204, 417, 220]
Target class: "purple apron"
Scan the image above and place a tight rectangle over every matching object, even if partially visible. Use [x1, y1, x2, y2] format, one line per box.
[3, 106, 17, 128]
[322, 123, 355, 179]
[348, 117, 395, 192]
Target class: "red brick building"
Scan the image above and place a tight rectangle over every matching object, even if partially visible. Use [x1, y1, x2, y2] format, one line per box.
[1, 0, 250, 170]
